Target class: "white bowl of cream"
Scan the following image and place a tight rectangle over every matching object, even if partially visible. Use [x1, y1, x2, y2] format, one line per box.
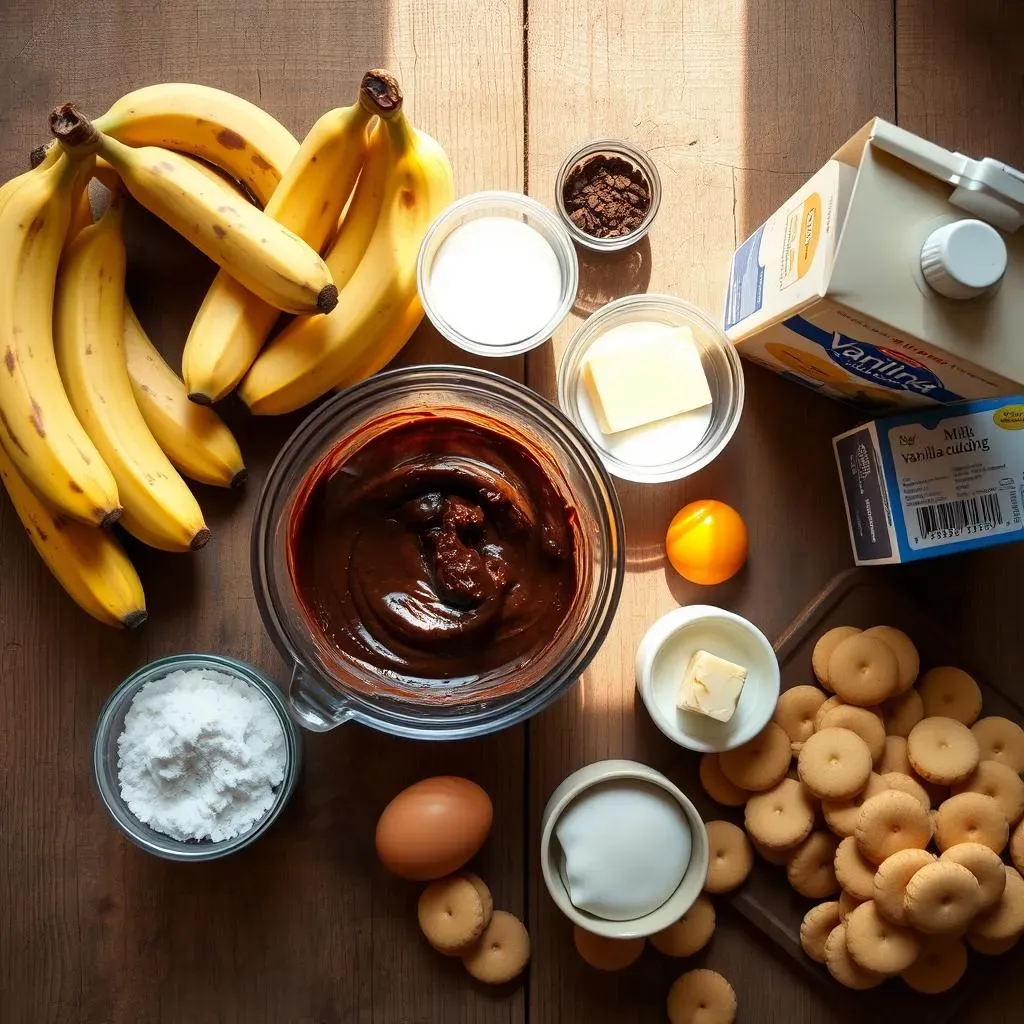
[635, 605, 781, 753]
[540, 759, 709, 939]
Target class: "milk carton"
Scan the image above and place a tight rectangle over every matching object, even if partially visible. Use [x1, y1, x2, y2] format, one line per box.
[833, 396, 1024, 565]
[725, 118, 1024, 412]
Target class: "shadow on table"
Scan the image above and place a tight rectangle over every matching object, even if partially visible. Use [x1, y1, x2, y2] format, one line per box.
[572, 236, 652, 318]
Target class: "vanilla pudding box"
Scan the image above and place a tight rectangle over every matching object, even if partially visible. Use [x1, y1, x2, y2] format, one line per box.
[724, 118, 1024, 411]
[833, 395, 1024, 565]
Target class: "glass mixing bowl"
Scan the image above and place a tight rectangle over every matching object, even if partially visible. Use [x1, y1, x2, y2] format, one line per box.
[251, 366, 624, 740]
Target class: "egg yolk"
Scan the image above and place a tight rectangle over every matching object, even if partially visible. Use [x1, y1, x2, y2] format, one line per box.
[665, 499, 748, 585]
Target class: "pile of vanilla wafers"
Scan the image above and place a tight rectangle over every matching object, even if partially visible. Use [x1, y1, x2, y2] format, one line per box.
[697, 624, 1024, 994]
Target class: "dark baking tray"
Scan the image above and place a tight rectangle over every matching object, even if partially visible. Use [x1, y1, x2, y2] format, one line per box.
[727, 568, 1024, 1020]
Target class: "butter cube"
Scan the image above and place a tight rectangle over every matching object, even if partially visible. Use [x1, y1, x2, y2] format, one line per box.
[582, 325, 712, 435]
[677, 649, 747, 723]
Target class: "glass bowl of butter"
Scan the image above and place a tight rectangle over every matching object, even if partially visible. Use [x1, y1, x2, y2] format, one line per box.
[557, 294, 744, 483]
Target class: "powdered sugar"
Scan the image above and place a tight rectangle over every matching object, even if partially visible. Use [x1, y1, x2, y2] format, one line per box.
[117, 667, 287, 843]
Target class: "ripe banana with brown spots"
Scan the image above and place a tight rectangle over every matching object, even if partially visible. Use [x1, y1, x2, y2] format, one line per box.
[92, 82, 298, 205]
[239, 106, 454, 414]
[0, 438, 145, 628]
[64, 151, 253, 255]
[0, 151, 121, 525]
[50, 103, 338, 316]
[181, 69, 397, 404]
[124, 303, 246, 489]
[54, 189, 209, 552]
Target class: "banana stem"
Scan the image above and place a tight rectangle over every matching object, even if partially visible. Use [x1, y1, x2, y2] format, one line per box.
[49, 102, 101, 154]
[27, 143, 64, 174]
[383, 108, 416, 155]
[360, 69, 403, 119]
[54, 146, 96, 195]
[30, 141, 55, 168]
[100, 180, 126, 226]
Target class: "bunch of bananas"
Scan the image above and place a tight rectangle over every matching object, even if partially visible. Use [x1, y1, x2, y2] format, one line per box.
[0, 70, 454, 627]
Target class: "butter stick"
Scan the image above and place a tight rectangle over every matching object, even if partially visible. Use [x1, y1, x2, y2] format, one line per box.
[678, 649, 747, 723]
[582, 325, 712, 435]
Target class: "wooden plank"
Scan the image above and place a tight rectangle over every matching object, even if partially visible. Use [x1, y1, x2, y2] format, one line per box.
[0, 2, 526, 1023]
[895, 0, 1024, 165]
[525, 1, 893, 1021]
[896, 3, 1024, 1022]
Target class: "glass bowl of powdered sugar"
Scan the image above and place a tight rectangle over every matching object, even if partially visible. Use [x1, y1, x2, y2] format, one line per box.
[92, 654, 302, 861]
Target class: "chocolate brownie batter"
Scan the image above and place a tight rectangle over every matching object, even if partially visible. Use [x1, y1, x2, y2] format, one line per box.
[288, 414, 578, 688]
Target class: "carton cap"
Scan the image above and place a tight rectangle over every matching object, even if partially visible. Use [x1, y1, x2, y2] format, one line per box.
[920, 220, 1008, 299]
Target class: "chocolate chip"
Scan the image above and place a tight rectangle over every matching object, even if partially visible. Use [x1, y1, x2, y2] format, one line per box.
[562, 154, 652, 239]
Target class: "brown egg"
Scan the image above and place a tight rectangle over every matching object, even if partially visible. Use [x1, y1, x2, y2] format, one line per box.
[375, 776, 493, 880]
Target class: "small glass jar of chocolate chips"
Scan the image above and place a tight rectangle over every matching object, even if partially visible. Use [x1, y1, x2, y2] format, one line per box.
[555, 139, 662, 252]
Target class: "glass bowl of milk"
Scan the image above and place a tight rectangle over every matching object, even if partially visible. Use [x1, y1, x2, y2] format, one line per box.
[557, 294, 744, 483]
[417, 190, 579, 357]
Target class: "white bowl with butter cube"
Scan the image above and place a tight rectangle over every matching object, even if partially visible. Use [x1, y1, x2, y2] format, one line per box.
[635, 605, 780, 752]
[557, 294, 744, 483]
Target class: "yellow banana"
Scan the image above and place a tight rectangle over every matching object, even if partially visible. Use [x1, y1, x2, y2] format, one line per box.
[181, 70, 395, 404]
[124, 303, 246, 488]
[50, 104, 338, 316]
[239, 114, 454, 415]
[93, 82, 298, 205]
[54, 189, 210, 552]
[113, 510, 209, 553]
[0, 440, 145, 629]
[92, 153, 250, 199]
[74, 151, 249, 253]
[0, 152, 121, 525]
[322, 125, 393, 292]
[0, 168, 35, 219]
[31, 139, 92, 249]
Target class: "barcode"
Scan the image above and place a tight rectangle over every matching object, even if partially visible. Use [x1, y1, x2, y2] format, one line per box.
[915, 494, 1003, 536]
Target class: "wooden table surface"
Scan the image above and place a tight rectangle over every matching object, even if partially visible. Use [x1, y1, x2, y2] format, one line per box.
[2, 1, 1023, 1021]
